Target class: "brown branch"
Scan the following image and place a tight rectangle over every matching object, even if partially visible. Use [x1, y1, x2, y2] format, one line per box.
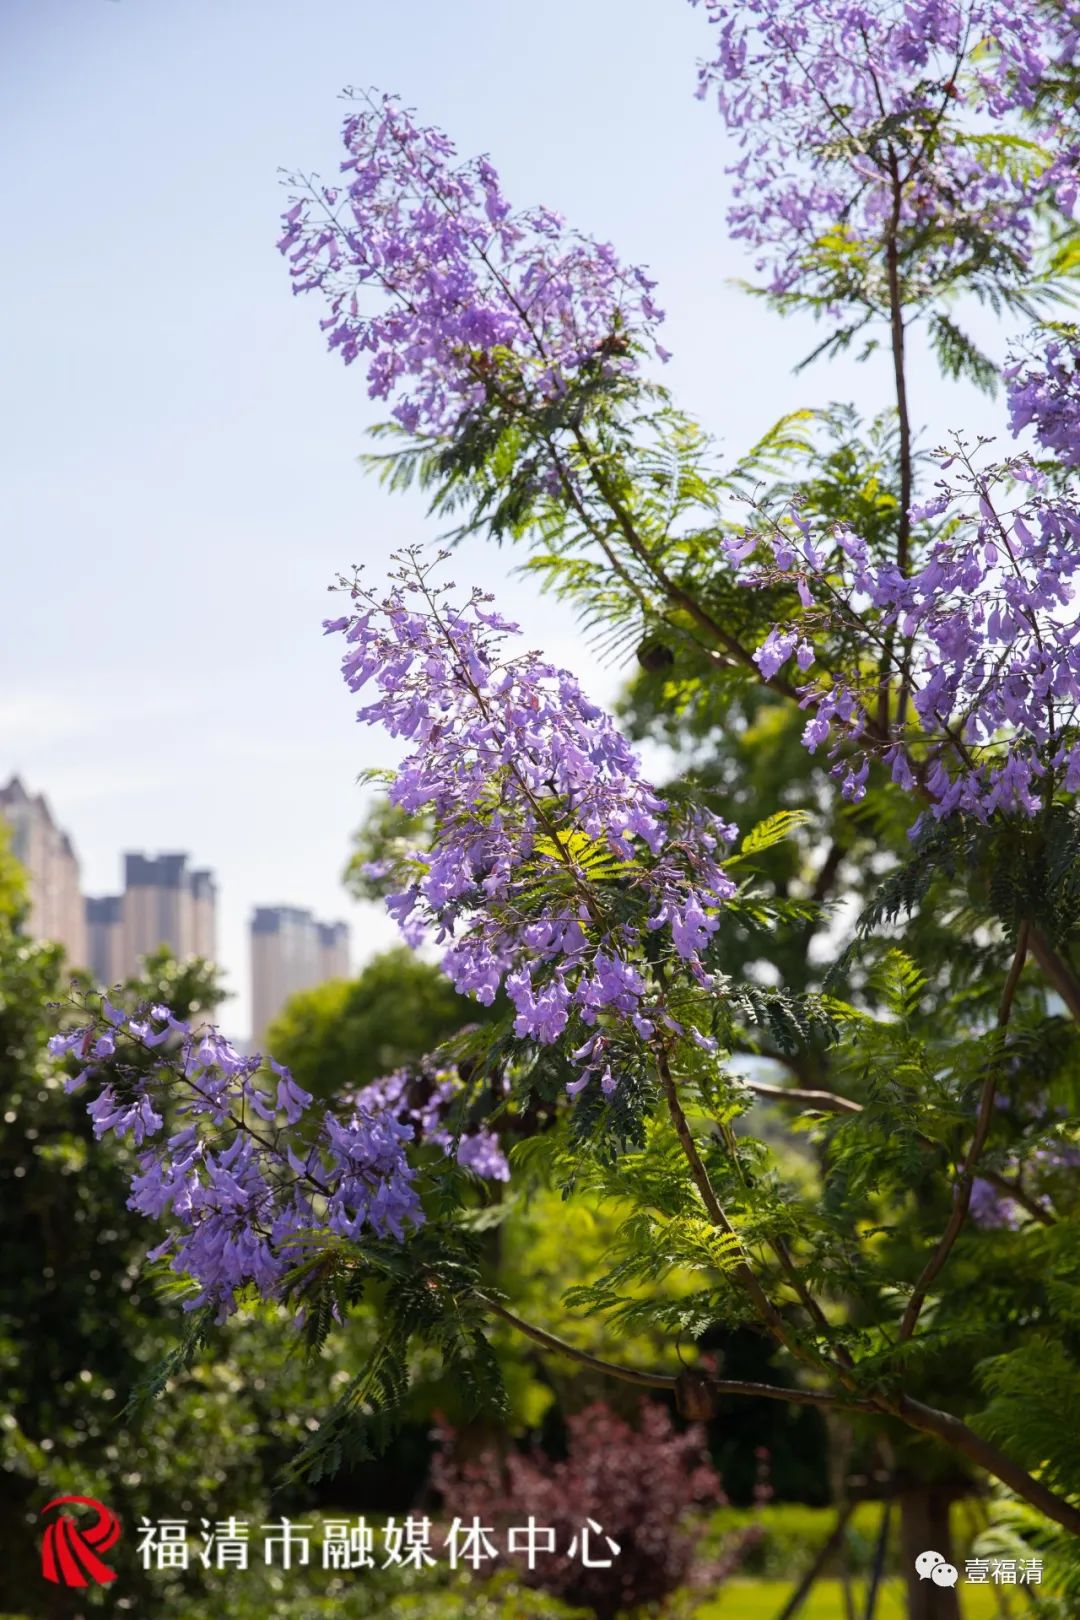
[478, 1295, 671, 1390]
[747, 1082, 1056, 1224]
[746, 1079, 863, 1115]
[898, 924, 1030, 1341]
[885, 150, 912, 584]
[658, 1048, 860, 1377]
[894, 1392, 1080, 1538]
[775, 1500, 856, 1620]
[882, 146, 913, 736]
[477, 1295, 874, 1413]
[479, 1296, 1080, 1536]
[655, 1045, 811, 1364]
[569, 427, 802, 703]
[982, 1170, 1055, 1228]
[1028, 928, 1080, 1023]
[810, 840, 845, 905]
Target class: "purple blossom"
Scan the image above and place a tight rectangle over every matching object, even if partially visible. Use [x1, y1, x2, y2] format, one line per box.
[729, 447, 1080, 822]
[279, 91, 666, 439]
[1006, 330, 1080, 466]
[49, 1005, 422, 1319]
[690, 1, 1079, 298]
[455, 1132, 512, 1182]
[969, 1177, 1023, 1229]
[754, 628, 799, 681]
[351, 1065, 511, 1184]
[328, 550, 738, 1094]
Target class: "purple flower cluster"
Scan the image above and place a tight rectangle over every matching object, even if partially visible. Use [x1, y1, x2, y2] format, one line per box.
[327, 551, 737, 1093]
[727, 451, 1080, 820]
[352, 1066, 510, 1183]
[279, 90, 666, 438]
[1006, 331, 1080, 466]
[691, 0, 1079, 296]
[969, 1177, 1023, 1229]
[49, 1002, 430, 1318]
[970, 1139, 1080, 1228]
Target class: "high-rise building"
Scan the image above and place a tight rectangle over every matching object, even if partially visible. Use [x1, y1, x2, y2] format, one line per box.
[317, 920, 350, 984]
[123, 853, 190, 966]
[85, 853, 217, 984]
[191, 868, 216, 961]
[85, 894, 125, 985]
[1, 776, 218, 986]
[251, 906, 350, 1045]
[0, 775, 86, 966]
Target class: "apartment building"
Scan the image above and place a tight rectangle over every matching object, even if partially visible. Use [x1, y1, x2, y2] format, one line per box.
[85, 853, 218, 985]
[0, 775, 86, 966]
[251, 905, 350, 1045]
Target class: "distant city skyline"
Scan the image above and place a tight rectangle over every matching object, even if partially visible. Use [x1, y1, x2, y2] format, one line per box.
[86, 849, 218, 987]
[1, 772, 347, 1043]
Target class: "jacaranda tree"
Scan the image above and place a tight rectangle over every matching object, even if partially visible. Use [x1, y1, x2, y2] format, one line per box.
[55, 4, 1080, 1615]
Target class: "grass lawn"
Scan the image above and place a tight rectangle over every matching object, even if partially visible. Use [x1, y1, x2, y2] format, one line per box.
[697, 1578, 1008, 1618]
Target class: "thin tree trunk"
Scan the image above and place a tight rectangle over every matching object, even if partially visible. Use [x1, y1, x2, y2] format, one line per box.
[775, 1501, 855, 1620]
[898, 1486, 961, 1620]
[863, 1497, 892, 1619]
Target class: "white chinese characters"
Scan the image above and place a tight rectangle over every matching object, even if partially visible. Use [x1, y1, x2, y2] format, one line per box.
[135, 1514, 622, 1575]
[917, 1547, 1043, 1587]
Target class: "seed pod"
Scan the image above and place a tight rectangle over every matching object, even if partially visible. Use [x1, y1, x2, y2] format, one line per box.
[674, 1370, 721, 1421]
[636, 638, 675, 674]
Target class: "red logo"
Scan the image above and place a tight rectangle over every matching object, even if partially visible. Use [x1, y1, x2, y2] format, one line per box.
[40, 1495, 121, 1588]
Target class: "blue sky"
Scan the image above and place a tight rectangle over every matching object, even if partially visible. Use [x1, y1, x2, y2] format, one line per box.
[2, 0, 1012, 1038]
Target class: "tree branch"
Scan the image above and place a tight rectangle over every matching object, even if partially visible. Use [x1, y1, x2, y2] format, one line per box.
[775, 1500, 857, 1620]
[981, 1170, 1055, 1228]
[569, 427, 802, 702]
[746, 1079, 863, 1115]
[898, 924, 1030, 1341]
[894, 1392, 1080, 1538]
[477, 1294, 874, 1413]
[1027, 928, 1080, 1023]
[881, 146, 913, 735]
[655, 1045, 812, 1363]
[746, 1082, 1056, 1225]
[479, 1296, 1080, 1536]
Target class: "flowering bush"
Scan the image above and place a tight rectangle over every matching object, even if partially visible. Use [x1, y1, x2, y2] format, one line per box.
[430, 1402, 725, 1618]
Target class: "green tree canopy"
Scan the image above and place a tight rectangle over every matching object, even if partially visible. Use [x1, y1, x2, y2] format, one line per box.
[267, 945, 498, 1097]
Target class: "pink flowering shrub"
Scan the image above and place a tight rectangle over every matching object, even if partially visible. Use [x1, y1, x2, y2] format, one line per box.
[430, 1401, 726, 1618]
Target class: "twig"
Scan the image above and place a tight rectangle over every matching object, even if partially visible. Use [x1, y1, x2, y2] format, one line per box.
[476, 1287, 1080, 1532]
[746, 1080, 1056, 1224]
[863, 1495, 892, 1620]
[655, 1046, 815, 1366]
[982, 1170, 1055, 1228]
[746, 1079, 863, 1115]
